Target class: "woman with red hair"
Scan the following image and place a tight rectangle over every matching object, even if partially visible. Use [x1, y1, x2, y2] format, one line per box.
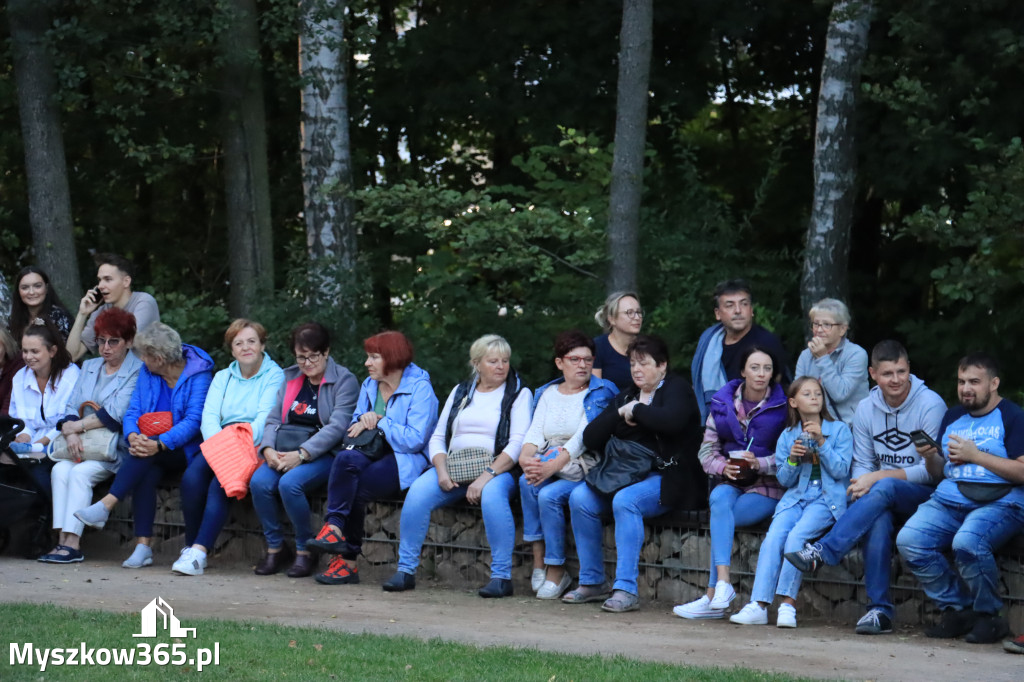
[40, 308, 142, 563]
[308, 331, 439, 586]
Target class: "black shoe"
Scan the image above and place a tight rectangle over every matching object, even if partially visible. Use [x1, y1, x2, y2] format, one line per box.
[855, 609, 893, 635]
[382, 571, 416, 592]
[925, 608, 979, 639]
[785, 542, 825, 573]
[254, 545, 294, 576]
[478, 578, 513, 598]
[964, 614, 1010, 644]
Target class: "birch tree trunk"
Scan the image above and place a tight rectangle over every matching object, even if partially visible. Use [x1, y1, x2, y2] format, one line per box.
[8, 0, 81, 304]
[299, 0, 356, 311]
[605, 0, 653, 294]
[0, 272, 11, 328]
[218, 0, 274, 317]
[801, 0, 873, 312]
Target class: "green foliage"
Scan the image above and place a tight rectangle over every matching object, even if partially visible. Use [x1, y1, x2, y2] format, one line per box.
[355, 177, 606, 390]
[897, 138, 1024, 396]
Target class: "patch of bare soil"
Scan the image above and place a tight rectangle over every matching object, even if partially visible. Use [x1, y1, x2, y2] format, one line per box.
[0, 554, 1019, 682]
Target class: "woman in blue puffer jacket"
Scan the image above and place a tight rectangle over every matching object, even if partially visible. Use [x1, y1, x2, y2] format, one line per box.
[74, 322, 214, 570]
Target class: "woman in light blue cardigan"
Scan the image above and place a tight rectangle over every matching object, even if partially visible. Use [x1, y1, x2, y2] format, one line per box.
[730, 376, 853, 628]
[43, 308, 142, 564]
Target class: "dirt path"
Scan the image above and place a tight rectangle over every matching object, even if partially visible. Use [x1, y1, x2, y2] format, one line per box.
[1, 555, 1019, 681]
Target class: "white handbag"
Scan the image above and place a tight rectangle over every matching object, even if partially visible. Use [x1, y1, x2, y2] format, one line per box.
[48, 401, 120, 463]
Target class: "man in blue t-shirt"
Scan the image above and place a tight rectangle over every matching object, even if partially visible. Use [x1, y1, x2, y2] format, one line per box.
[896, 353, 1024, 644]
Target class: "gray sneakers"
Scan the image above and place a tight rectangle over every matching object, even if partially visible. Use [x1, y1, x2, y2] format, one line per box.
[73, 501, 110, 530]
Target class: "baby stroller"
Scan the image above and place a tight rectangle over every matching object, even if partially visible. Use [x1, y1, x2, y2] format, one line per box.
[0, 414, 52, 558]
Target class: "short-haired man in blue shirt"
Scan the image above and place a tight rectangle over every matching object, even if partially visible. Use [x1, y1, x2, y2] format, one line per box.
[896, 353, 1024, 644]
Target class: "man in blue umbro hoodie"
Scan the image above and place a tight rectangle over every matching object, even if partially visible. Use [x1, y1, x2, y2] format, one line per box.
[785, 340, 945, 635]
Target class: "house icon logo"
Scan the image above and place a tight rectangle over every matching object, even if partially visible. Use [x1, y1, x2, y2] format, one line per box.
[133, 597, 197, 639]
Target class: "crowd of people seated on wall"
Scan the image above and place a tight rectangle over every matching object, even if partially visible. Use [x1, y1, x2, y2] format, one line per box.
[2, 265, 1023, 653]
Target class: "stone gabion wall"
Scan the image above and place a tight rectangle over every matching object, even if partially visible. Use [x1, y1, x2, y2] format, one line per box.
[103, 488, 1024, 631]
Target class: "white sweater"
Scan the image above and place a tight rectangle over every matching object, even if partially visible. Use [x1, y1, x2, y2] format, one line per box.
[523, 387, 588, 458]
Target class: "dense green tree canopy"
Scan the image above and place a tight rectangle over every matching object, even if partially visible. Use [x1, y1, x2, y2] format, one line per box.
[1, 0, 1021, 400]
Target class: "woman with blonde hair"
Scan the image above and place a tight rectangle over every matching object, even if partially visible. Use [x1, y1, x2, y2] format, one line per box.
[382, 334, 532, 598]
[592, 291, 643, 390]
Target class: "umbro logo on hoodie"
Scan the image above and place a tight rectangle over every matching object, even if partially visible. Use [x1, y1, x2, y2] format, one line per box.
[873, 427, 913, 451]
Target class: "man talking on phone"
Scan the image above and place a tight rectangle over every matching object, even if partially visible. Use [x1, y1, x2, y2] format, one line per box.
[896, 352, 1024, 644]
[784, 340, 945, 635]
[66, 253, 160, 361]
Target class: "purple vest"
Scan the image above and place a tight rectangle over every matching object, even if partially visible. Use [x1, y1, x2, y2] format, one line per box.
[708, 379, 788, 459]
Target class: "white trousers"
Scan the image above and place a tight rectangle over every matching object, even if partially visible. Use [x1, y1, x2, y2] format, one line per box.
[51, 459, 117, 536]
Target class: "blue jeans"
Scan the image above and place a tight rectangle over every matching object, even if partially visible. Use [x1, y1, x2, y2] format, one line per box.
[250, 455, 333, 551]
[108, 449, 187, 538]
[519, 475, 582, 566]
[180, 454, 231, 550]
[751, 487, 837, 604]
[707, 484, 777, 588]
[569, 473, 668, 595]
[396, 467, 518, 580]
[896, 492, 1024, 614]
[324, 450, 401, 551]
[817, 477, 932, 616]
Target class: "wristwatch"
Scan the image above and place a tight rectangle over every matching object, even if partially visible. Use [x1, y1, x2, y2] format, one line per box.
[484, 466, 497, 476]
[298, 449, 311, 462]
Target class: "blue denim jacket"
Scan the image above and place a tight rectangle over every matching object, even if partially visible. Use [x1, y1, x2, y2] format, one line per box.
[531, 374, 619, 421]
[774, 420, 853, 520]
[351, 363, 439, 490]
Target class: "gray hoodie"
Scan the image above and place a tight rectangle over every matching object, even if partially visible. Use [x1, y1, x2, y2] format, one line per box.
[850, 374, 947, 484]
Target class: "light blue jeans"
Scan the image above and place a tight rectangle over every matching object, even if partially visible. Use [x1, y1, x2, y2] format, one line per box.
[250, 456, 334, 551]
[707, 483, 778, 588]
[396, 467, 518, 580]
[569, 473, 668, 595]
[896, 491, 1024, 614]
[751, 484, 837, 604]
[519, 475, 582, 566]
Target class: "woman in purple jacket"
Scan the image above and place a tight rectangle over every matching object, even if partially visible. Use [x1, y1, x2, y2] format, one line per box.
[673, 346, 787, 620]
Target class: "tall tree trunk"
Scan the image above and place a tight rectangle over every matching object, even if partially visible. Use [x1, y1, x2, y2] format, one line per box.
[8, 0, 81, 303]
[800, 0, 873, 313]
[218, 0, 274, 317]
[0, 272, 11, 328]
[606, 0, 653, 294]
[299, 0, 356, 316]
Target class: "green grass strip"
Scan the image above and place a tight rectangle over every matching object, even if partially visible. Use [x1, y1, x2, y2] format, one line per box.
[1, 602, 821, 681]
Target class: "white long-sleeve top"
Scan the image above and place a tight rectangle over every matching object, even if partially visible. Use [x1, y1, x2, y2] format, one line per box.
[9, 364, 82, 444]
[523, 387, 588, 458]
[428, 382, 532, 463]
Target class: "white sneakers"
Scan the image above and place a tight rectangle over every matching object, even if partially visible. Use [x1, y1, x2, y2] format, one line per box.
[673, 595, 725, 620]
[536, 572, 573, 600]
[729, 602, 769, 625]
[530, 568, 546, 593]
[776, 603, 797, 628]
[171, 546, 207, 576]
[727, 601, 797, 627]
[708, 581, 736, 609]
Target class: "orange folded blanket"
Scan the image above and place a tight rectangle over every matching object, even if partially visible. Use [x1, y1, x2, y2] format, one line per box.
[199, 423, 260, 500]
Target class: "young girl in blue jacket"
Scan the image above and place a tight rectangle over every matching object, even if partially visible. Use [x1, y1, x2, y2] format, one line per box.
[729, 376, 853, 628]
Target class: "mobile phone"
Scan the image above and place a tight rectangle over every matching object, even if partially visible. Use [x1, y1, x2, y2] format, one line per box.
[89, 287, 103, 304]
[910, 430, 941, 451]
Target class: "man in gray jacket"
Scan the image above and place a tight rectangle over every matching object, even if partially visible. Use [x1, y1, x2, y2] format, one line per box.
[785, 340, 946, 635]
